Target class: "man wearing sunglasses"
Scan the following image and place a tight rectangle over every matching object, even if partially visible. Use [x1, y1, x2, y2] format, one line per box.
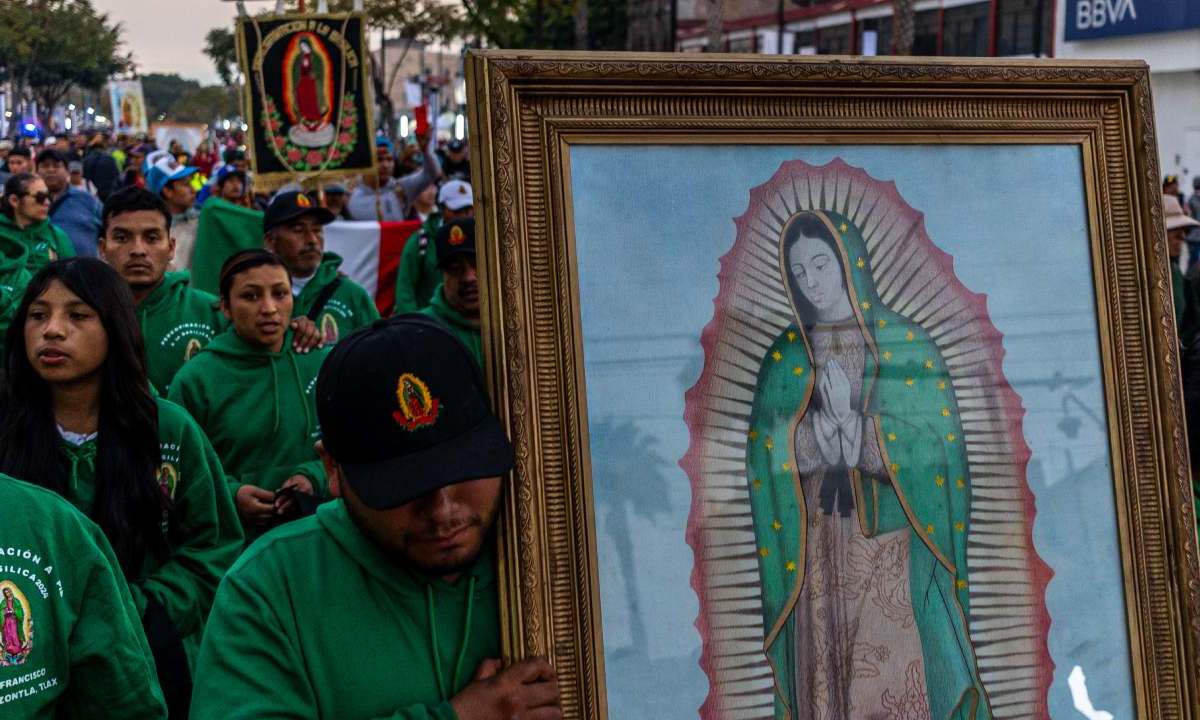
[0, 171, 74, 274]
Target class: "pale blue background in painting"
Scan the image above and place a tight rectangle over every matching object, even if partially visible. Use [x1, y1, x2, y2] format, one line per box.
[571, 144, 1132, 719]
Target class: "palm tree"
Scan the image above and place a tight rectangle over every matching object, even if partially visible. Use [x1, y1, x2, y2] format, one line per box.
[590, 418, 673, 658]
[893, 0, 915, 54]
[705, 0, 724, 52]
[575, 0, 589, 49]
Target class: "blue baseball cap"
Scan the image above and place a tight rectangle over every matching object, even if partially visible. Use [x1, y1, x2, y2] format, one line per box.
[215, 163, 246, 185]
[145, 155, 197, 196]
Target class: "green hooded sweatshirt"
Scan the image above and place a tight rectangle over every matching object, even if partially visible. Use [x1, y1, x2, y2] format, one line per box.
[137, 271, 227, 396]
[0, 229, 31, 357]
[293, 253, 380, 344]
[393, 213, 441, 315]
[167, 329, 329, 502]
[0, 474, 166, 719]
[56, 398, 243, 669]
[0, 213, 74, 275]
[418, 284, 482, 367]
[191, 500, 499, 720]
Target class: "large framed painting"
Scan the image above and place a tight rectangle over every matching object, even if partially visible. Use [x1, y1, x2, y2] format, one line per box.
[236, 11, 377, 189]
[466, 52, 1200, 719]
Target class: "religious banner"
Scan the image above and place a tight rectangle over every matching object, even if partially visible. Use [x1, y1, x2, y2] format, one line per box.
[236, 12, 376, 189]
[108, 79, 147, 136]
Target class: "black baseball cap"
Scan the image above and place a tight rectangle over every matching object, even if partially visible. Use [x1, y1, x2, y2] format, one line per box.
[35, 149, 67, 166]
[264, 190, 335, 233]
[315, 315, 513, 510]
[435, 218, 475, 269]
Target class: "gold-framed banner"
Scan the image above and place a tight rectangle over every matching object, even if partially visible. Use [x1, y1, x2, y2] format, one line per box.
[235, 11, 377, 190]
[466, 50, 1200, 720]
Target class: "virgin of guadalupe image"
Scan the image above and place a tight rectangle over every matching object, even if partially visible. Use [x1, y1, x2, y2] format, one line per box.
[1, 585, 31, 666]
[682, 160, 1053, 719]
[284, 34, 335, 148]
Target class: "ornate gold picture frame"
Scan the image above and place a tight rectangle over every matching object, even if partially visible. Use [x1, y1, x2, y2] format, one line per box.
[466, 50, 1200, 719]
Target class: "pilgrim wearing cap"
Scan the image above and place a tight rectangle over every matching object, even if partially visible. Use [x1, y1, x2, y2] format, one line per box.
[263, 191, 380, 345]
[146, 151, 201, 271]
[439, 138, 470, 180]
[417, 217, 482, 366]
[393, 179, 475, 315]
[1166, 194, 1200, 330]
[191, 316, 561, 720]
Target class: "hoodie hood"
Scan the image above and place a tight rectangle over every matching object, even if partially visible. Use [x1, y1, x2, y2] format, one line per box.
[296, 253, 343, 299]
[138, 271, 195, 315]
[316, 500, 496, 701]
[0, 228, 28, 280]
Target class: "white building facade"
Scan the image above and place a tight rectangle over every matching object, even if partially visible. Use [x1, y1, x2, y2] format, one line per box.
[1053, 0, 1200, 184]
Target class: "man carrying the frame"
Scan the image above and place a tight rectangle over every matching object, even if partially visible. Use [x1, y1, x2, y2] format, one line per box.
[190, 316, 561, 720]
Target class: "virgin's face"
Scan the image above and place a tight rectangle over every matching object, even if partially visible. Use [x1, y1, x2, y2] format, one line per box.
[788, 233, 846, 313]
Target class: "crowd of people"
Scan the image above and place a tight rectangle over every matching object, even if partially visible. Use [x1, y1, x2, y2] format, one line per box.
[0, 126, 557, 720]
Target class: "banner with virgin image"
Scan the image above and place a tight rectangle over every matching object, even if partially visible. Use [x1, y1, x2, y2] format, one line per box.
[236, 12, 377, 188]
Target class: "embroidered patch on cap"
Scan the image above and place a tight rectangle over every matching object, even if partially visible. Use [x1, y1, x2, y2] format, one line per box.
[448, 225, 466, 246]
[296, 193, 312, 208]
[393, 373, 440, 431]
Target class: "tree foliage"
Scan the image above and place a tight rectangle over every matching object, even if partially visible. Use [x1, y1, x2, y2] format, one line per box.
[0, 0, 131, 126]
[169, 86, 240, 124]
[141, 73, 200, 123]
[458, 0, 629, 50]
[204, 27, 240, 87]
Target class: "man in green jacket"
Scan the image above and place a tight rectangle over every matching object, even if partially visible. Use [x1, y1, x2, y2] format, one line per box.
[191, 317, 560, 720]
[97, 187, 225, 395]
[264, 191, 380, 344]
[0, 172, 75, 274]
[0, 473, 167, 719]
[418, 218, 482, 366]
[393, 179, 473, 315]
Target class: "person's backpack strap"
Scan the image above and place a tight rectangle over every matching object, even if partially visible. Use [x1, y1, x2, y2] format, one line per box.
[306, 276, 343, 321]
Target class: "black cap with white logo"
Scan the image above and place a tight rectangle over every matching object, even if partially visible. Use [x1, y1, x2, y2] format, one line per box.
[315, 314, 513, 509]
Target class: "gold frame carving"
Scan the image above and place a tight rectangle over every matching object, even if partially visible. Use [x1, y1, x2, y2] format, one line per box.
[465, 50, 1200, 719]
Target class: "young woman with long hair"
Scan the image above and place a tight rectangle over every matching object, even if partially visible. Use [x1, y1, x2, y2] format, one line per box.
[168, 250, 330, 537]
[0, 257, 242, 717]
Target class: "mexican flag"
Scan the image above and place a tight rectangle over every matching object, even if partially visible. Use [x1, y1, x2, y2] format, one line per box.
[191, 197, 420, 315]
[323, 220, 421, 316]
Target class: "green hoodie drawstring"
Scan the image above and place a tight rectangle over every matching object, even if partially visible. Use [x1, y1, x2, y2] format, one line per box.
[426, 575, 478, 702]
[61, 440, 97, 499]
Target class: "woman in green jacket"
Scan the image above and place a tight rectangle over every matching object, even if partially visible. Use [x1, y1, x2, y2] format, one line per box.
[0, 173, 74, 274]
[169, 250, 330, 537]
[0, 258, 242, 717]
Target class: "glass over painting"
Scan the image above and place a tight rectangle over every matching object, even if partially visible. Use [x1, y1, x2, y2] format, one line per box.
[572, 145, 1130, 720]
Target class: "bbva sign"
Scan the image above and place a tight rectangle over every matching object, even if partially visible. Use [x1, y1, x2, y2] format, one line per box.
[1065, 0, 1200, 41]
